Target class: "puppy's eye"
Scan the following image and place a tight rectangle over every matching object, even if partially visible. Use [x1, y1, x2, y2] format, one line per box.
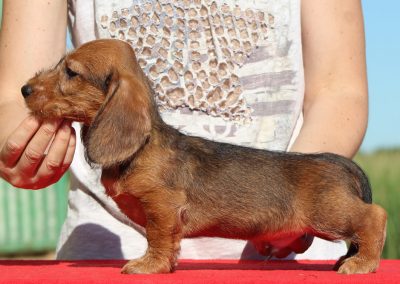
[66, 67, 79, 78]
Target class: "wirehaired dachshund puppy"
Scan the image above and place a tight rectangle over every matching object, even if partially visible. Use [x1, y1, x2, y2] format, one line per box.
[22, 39, 386, 274]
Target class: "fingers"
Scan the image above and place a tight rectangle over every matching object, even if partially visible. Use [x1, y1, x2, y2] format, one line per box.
[62, 125, 76, 172]
[0, 116, 40, 167]
[17, 119, 62, 176]
[0, 117, 76, 189]
[36, 121, 74, 179]
[47, 128, 76, 186]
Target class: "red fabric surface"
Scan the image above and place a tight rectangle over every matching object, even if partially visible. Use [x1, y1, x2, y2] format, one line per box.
[1, 259, 399, 284]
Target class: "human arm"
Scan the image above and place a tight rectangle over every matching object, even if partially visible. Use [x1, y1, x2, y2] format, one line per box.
[290, 0, 368, 157]
[0, 0, 75, 189]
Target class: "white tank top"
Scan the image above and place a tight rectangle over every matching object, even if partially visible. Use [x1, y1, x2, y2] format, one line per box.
[57, 0, 346, 260]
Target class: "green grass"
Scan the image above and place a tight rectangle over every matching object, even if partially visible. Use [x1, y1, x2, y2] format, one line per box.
[355, 149, 400, 259]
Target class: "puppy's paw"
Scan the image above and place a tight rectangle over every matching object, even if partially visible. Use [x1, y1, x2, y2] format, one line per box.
[333, 255, 347, 271]
[336, 256, 379, 274]
[121, 257, 173, 274]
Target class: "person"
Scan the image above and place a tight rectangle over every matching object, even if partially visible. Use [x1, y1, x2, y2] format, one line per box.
[0, 0, 368, 260]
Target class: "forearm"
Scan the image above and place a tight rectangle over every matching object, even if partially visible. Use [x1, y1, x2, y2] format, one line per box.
[0, 1, 74, 189]
[0, 0, 67, 142]
[0, 0, 67, 92]
[294, 0, 368, 158]
[290, 89, 367, 158]
[0, 101, 29, 147]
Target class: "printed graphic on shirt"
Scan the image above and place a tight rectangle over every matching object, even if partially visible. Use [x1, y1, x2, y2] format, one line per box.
[94, 0, 303, 151]
[99, 0, 276, 124]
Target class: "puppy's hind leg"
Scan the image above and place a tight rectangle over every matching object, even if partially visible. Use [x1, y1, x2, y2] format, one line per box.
[333, 242, 358, 271]
[336, 203, 387, 274]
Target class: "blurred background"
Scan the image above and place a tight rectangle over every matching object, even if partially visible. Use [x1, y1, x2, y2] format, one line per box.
[0, 1, 399, 259]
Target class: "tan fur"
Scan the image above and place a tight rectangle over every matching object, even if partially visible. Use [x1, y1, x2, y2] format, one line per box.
[23, 39, 387, 274]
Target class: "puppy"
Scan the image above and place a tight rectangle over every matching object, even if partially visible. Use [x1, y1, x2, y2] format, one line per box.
[22, 39, 386, 274]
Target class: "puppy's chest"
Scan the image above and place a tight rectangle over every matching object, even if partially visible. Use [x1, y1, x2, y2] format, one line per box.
[100, 169, 148, 227]
[100, 168, 123, 195]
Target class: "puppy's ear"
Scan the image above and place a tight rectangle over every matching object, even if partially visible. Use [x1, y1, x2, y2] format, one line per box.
[83, 72, 151, 167]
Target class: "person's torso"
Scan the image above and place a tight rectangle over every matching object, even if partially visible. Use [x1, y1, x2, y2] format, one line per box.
[59, 0, 314, 260]
[68, 0, 304, 150]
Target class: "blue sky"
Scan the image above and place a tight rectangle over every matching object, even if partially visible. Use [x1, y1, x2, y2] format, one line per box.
[361, 0, 400, 151]
[62, 1, 400, 152]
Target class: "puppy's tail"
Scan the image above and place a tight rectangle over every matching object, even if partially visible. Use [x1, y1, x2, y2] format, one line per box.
[323, 153, 372, 204]
[350, 161, 372, 204]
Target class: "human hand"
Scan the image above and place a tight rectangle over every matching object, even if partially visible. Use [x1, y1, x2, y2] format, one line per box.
[253, 234, 314, 258]
[0, 116, 76, 189]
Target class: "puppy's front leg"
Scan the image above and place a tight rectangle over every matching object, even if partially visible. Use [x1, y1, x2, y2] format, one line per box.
[121, 191, 184, 274]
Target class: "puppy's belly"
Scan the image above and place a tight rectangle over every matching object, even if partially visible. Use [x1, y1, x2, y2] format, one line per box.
[184, 223, 306, 244]
[253, 232, 306, 247]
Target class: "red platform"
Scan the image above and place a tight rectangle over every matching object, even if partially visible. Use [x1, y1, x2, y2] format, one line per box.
[1, 259, 399, 284]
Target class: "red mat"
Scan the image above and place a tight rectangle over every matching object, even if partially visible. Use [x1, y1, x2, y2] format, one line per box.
[1, 259, 399, 284]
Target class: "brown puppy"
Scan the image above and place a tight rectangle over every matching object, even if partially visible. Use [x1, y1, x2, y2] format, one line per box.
[22, 39, 386, 274]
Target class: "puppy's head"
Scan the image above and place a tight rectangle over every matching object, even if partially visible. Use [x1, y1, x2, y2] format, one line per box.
[23, 39, 152, 167]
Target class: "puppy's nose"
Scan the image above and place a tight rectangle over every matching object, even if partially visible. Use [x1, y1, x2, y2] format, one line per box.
[21, 84, 33, 98]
